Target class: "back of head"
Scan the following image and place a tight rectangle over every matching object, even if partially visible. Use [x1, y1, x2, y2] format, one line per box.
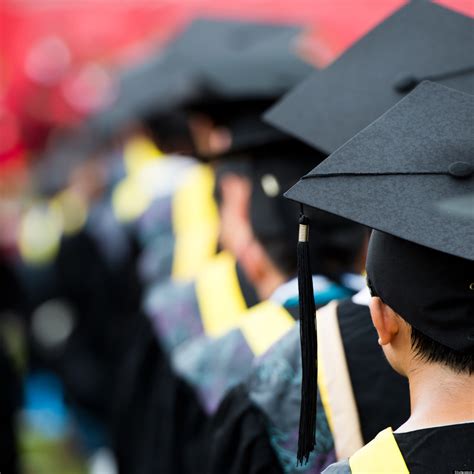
[216, 140, 368, 280]
[142, 110, 195, 154]
[367, 230, 474, 374]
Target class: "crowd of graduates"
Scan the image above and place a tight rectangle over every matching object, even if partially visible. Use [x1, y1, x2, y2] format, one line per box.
[0, 1, 472, 473]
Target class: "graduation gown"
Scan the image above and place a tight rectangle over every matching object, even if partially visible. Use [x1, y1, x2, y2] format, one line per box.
[323, 423, 474, 474]
[19, 194, 142, 452]
[134, 156, 202, 284]
[171, 275, 363, 474]
[144, 251, 258, 354]
[137, 161, 220, 286]
[113, 255, 258, 474]
[111, 314, 204, 474]
[206, 289, 410, 474]
[171, 274, 352, 416]
[136, 194, 175, 284]
[0, 259, 22, 474]
[54, 207, 140, 423]
[0, 341, 20, 474]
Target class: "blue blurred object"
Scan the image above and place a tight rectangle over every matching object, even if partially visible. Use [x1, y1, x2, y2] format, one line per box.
[23, 371, 69, 439]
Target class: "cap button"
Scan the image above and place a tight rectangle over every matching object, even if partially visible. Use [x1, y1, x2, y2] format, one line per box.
[393, 74, 419, 93]
[448, 162, 473, 179]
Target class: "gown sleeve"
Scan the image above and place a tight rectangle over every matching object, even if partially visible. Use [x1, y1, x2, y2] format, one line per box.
[207, 384, 284, 474]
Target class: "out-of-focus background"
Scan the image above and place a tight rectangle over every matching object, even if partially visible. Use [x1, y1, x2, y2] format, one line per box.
[1, 1, 472, 473]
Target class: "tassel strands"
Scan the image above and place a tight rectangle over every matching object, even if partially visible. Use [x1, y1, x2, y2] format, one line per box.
[296, 206, 318, 465]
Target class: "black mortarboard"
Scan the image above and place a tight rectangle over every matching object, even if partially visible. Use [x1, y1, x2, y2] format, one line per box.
[214, 140, 365, 277]
[265, 1, 474, 155]
[166, 18, 312, 100]
[90, 18, 311, 142]
[87, 63, 199, 142]
[281, 81, 473, 462]
[286, 81, 474, 260]
[247, 144, 367, 279]
[187, 99, 288, 160]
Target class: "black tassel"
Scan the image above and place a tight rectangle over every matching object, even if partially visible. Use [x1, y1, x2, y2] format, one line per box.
[296, 206, 318, 465]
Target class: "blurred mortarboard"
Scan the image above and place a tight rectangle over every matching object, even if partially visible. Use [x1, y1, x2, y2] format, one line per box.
[265, 1, 474, 154]
[248, 143, 363, 267]
[89, 18, 312, 142]
[188, 99, 289, 160]
[86, 62, 200, 142]
[284, 81, 474, 463]
[167, 18, 312, 100]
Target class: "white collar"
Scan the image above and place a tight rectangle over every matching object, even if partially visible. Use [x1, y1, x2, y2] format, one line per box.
[351, 286, 372, 307]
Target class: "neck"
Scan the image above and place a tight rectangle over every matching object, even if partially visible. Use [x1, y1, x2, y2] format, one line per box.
[397, 362, 474, 433]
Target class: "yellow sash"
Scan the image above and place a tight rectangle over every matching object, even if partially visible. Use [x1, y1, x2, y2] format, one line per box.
[195, 252, 247, 338]
[349, 428, 409, 473]
[317, 301, 364, 460]
[239, 301, 295, 356]
[123, 135, 162, 175]
[172, 164, 219, 281]
[112, 136, 162, 223]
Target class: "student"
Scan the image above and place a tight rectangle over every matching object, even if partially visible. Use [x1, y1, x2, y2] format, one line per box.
[259, 4, 473, 468]
[170, 139, 372, 470]
[112, 19, 313, 474]
[281, 81, 473, 473]
[203, 2, 474, 470]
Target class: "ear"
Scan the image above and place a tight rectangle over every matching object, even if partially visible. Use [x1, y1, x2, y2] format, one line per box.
[370, 296, 401, 346]
[188, 114, 214, 156]
[208, 126, 232, 155]
[218, 174, 253, 256]
[239, 237, 267, 285]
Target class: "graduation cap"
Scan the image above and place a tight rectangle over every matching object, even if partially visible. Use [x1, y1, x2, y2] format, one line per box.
[87, 63, 200, 143]
[187, 99, 288, 160]
[265, 1, 474, 155]
[89, 18, 311, 143]
[166, 18, 312, 100]
[279, 81, 474, 463]
[214, 140, 365, 279]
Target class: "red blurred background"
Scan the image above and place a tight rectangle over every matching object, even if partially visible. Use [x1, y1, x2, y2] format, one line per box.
[1, 0, 473, 169]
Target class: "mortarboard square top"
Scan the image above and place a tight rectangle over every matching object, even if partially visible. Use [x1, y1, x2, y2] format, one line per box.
[265, 1, 474, 154]
[90, 18, 311, 141]
[285, 81, 474, 261]
[165, 18, 312, 99]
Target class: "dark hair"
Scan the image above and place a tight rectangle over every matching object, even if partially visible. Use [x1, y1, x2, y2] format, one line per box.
[257, 208, 368, 279]
[368, 277, 474, 375]
[411, 326, 474, 375]
[142, 111, 194, 154]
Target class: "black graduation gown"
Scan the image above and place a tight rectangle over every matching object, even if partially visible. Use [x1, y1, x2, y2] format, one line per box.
[323, 423, 474, 473]
[112, 263, 258, 474]
[393, 423, 474, 473]
[111, 313, 198, 474]
[22, 213, 142, 436]
[206, 297, 410, 474]
[0, 342, 20, 474]
[55, 228, 140, 420]
[0, 259, 23, 474]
